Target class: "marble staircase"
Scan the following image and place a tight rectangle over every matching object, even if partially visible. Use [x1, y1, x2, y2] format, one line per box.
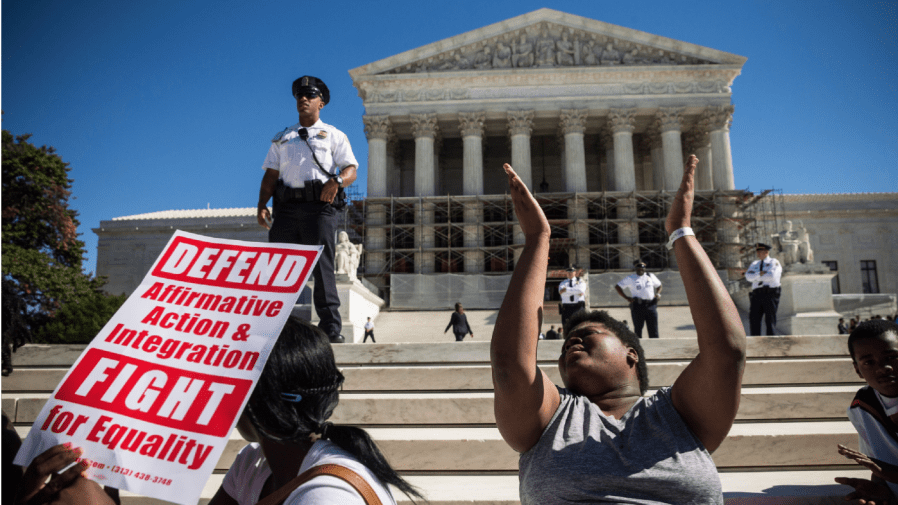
[2, 335, 869, 504]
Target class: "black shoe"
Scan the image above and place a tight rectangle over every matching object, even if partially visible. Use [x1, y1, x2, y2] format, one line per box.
[328, 334, 345, 344]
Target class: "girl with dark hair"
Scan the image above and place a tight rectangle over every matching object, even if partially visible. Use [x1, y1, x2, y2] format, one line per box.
[492, 156, 746, 504]
[210, 317, 423, 505]
[444, 303, 473, 342]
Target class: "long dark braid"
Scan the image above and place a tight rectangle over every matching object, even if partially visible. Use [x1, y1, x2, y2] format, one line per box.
[244, 317, 424, 502]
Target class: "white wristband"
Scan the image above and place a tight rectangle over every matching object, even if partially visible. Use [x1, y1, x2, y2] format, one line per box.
[666, 227, 695, 250]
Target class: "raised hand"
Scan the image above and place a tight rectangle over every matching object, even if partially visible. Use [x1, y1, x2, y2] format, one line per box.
[665, 155, 699, 235]
[504, 163, 549, 240]
[838, 444, 898, 483]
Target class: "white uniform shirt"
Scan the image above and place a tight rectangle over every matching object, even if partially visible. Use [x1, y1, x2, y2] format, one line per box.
[261, 120, 358, 189]
[364, 321, 374, 331]
[617, 273, 662, 301]
[559, 278, 587, 305]
[744, 257, 783, 289]
[222, 440, 397, 505]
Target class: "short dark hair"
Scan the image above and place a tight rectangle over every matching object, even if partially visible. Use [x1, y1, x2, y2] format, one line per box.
[563, 309, 649, 394]
[847, 319, 898, 360]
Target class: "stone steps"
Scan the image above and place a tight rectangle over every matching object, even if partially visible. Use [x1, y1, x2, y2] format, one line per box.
[11, 420, 861, 472]
[111, 470, 869, 505]
[0, 358, 861, 392]
[3, 334, 866, 504]
[2, 386, 858, 426]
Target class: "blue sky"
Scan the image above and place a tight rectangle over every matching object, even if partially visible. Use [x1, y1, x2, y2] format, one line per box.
[3, 1, 896, 275]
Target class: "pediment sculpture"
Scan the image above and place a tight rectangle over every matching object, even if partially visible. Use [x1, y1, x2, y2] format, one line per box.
[383, 22, 715, 75]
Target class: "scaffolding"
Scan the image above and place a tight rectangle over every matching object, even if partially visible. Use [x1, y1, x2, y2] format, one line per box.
[343, 189, 778, 302]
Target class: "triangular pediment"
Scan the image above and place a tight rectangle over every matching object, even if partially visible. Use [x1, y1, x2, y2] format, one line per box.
[349, 9, 746, 78]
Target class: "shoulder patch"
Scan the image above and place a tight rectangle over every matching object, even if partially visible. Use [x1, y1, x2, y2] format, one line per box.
[271, 127, 290, 143]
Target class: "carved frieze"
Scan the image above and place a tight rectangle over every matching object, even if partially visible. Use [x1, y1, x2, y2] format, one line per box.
[382, 22, 714, 75]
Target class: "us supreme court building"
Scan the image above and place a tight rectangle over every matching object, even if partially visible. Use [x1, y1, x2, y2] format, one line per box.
[95, 9, 897, 311]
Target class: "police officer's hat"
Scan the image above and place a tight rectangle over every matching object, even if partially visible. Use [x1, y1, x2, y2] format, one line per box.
[292, 76, 330, 105]
[633, 259, 647, 267]
[755, 243, 772, 251]
[565, 265, 577, 272]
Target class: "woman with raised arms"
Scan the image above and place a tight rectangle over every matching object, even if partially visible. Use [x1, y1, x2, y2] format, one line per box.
[491, 156, 746, 504]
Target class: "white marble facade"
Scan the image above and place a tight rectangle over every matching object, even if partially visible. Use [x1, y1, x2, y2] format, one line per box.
[351, 8, 745, 198]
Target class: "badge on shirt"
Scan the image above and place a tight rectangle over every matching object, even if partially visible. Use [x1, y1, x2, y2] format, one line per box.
[316, 131, 328, 139]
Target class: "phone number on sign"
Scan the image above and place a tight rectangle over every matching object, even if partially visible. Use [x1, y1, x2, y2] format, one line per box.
[108, 465, 173, 486]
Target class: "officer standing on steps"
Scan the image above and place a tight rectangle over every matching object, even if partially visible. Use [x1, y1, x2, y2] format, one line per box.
[615, 259, 663, 339]
[558, 266, 587, 328]
[744, 242, 782, 336]
[257, 76, 358, 343]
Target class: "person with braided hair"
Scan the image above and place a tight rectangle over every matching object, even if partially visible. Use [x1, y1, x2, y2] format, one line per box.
[209, 317, 423, 505]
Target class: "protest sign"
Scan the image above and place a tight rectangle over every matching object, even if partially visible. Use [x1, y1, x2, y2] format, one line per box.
[15, 230, 322, 504]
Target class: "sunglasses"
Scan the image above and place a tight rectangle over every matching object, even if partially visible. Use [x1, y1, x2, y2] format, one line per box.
[294, 91, 320, 100]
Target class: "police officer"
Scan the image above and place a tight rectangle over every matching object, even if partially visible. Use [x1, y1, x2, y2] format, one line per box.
[558, 266, 587, 327]
[615, 259, 663, 339]
[744, 242, 782, 336]
[257, 76, 358, 343]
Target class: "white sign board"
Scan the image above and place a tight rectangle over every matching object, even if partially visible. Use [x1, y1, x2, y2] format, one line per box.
[15, 230, 322, 505]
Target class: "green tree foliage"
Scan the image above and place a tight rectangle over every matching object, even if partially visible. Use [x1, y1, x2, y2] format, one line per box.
[2, 130, 124, 343]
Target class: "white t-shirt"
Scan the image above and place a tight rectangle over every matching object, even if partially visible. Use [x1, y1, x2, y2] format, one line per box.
[617, 273, 662, 300]
[222, 440, 397, 505]
[262, 120, 358, 189]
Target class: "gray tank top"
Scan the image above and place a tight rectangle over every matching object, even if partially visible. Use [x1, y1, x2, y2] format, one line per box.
[519, 386, 723, 504]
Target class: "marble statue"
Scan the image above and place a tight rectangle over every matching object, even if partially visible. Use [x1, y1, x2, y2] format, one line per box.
[493, 41, 512, 68]
[335, 231, 363, 281]
[773, 221, 801, 265]
[556, 31, 575, 66]
[797, 221, 814, 263]
[600, 43, 621, 65]
[513, 34, 534, 68]
[537, 28, 555, 66]
[582, 40, 597, 65]
[473, 45, 492, 69]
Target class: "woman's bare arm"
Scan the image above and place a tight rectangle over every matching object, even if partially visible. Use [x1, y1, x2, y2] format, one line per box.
[668, 155, 747, 452]
[491, 164, 560, 453]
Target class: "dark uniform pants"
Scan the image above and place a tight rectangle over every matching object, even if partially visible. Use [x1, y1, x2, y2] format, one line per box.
[630, 299, 659, 339]
[560, 301, 586, 328]
[749, 286, 780, 336]
[364, 330, 375, 343]
[269, 200, 341, 338]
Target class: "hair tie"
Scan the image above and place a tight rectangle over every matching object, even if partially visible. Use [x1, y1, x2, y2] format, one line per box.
[279, 392, 302, 403]
[316, 421, 334, 440]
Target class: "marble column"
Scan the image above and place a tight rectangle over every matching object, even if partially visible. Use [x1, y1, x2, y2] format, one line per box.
[410, 113, 438, 197]
[507, 110, 534, 190]
[706, 105, 736, 190]
[658, 107, 685, 191]
[641, 122, 662, 191]
[601, 130, 615, 191]
[560, 109, 588, 193]
[685, 126, 713, 191]
[608, 109, 636, 192]
[459, 112, 485, 196]
[363, 115, 392, 198]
